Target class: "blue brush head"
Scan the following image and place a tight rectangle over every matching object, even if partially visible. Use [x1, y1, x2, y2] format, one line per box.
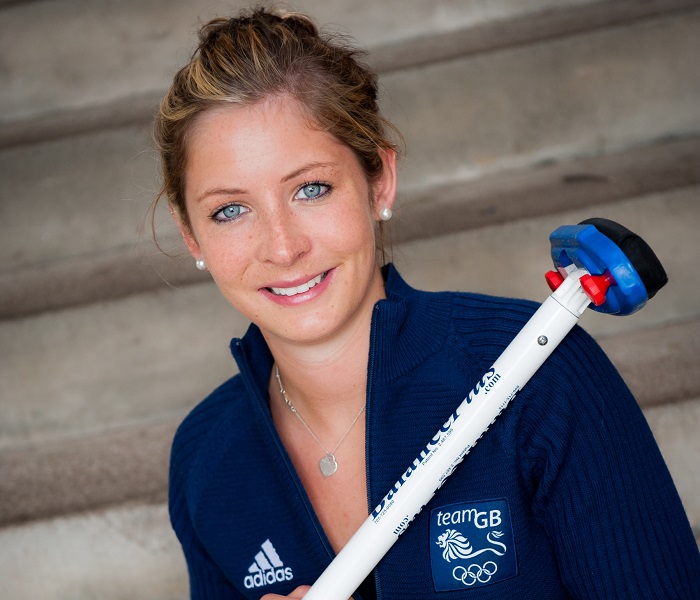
[549, 218, 667, 315]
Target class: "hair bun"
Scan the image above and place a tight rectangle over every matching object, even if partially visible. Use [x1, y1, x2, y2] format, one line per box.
[279, 11, 318, 37]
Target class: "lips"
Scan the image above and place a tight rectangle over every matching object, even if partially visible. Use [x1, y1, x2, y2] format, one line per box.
[268, 271, 328, 297]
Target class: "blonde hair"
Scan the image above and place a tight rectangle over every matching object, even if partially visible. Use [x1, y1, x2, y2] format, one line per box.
[153, 7, 400, 234]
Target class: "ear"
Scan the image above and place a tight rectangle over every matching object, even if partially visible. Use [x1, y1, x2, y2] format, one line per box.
[171, 209, 202, 260]
[372, 148, 398, 220]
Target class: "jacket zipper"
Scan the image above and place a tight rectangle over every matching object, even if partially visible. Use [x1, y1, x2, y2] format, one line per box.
[364, 304, 382, 600]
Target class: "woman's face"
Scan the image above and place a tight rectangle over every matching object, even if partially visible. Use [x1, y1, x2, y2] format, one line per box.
[179, 98, 396, 347]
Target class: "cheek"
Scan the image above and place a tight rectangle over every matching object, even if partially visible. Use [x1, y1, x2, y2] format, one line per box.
[324, 196, 377, 252]
[324, 218, 376, 259]
[199, 232, 253, 284]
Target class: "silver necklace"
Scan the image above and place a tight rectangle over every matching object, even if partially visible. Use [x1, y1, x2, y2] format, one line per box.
[274, 365, 365, 478]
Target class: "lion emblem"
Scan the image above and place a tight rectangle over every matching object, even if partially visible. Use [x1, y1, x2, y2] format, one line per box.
[436, 529, 507, 562]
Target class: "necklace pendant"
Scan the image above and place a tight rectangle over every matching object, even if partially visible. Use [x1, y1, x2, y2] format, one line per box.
[319, 454, 338, 478]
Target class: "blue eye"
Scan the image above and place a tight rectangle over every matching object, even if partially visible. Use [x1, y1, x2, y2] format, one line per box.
[302, 184, 322, 198]
[295, 182, 330, 200]
[212, 203, 248, 222]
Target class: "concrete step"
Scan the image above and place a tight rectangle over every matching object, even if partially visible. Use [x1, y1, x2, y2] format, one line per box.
[0, 282, 246, 451]
[1, 396, 697, 600]
[2, 11, 699, 318]
[0, 421, 174, 525]
[385, 9, 700, 196]
[0, 503, 188, 600]
[644, 396, 700, 544]
[2, 0, 696, 147]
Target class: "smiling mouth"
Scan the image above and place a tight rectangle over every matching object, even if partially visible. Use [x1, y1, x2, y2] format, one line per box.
[268, 271, 328, 297]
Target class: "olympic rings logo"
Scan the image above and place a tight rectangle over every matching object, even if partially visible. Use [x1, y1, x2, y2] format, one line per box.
[452, 561, 498, 586]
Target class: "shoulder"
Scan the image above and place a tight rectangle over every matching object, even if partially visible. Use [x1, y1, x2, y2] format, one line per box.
[426, 286, 543, 361]
[417, 284, 625, 406]
[171, 374, 246, 453]
[434, 286, 612, 370]
[169, 375, 248, 512]
[446, 289, 539, 332]
[386, 263, 539, 343]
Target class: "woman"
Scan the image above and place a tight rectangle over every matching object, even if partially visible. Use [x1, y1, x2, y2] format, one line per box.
[155, 8, 700, 599]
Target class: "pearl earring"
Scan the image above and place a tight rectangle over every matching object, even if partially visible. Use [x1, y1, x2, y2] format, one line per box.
[195, 258, 207, 271]
[379, 207, 393, 221]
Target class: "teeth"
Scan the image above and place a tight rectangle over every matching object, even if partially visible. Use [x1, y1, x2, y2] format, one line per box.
[270, 273, 325, 297]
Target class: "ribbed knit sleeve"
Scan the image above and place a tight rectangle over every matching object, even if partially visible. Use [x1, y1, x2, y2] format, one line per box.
[518, 326, 700, 598]
[169, 387, 247, 600]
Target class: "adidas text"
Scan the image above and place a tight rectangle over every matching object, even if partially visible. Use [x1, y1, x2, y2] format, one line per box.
[244, 567, 294, 589]
[244, 539, 294, 590]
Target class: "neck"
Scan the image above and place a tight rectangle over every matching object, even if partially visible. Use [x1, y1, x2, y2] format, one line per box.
[270, 317, 372, 422]
[265, 295, 381, 436]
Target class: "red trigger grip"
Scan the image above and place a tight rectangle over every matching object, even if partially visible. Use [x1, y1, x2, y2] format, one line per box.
[545, 270, 565, 291]
[580, 273, 614, 306]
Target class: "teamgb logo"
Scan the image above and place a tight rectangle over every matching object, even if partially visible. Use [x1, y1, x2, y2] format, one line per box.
[429, 499, 518, 591]
[243, 539, 294, 590]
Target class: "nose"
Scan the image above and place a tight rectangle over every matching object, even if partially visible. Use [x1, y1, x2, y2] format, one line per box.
[260, 206, 311, 266]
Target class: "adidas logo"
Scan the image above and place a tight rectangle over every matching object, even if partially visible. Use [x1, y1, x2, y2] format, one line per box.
[243, 539, 294, 590]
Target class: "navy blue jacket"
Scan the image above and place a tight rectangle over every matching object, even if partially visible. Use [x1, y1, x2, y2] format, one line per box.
[169, 265, 700, 599]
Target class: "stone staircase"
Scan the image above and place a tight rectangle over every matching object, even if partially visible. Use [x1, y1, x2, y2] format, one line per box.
[1, 0, 699, 597]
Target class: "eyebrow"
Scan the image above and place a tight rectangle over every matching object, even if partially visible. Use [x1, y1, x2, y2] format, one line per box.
[280, 161, 337, 183]
[194, 161, 338, 205]
[194, 186, 246, 205]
